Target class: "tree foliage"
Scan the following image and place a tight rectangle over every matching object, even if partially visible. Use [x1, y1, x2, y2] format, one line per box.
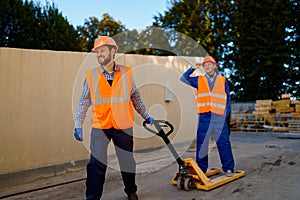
[112, 26, 207, 56]
[0, 0, 80, 51]
[153, 0, 233, 58]
[113, 27, 176, 55]
[154, 0, 299, 100]
[1, 0, 299, 101]
[229, 0, 299, 100]
[76, 13, 127, 52]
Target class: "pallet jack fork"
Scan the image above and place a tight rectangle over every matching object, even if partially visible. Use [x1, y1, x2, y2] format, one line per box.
[143, 120, 245, 191]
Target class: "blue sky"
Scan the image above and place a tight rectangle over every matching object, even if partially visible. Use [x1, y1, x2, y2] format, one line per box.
[30, 0, 169, 29]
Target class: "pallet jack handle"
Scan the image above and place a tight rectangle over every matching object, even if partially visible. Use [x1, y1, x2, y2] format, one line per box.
[143, 120, 185, 167]
[142, 120, 174, 137]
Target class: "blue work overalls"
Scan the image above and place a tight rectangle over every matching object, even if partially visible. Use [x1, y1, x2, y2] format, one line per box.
[180, 67, 235, 173]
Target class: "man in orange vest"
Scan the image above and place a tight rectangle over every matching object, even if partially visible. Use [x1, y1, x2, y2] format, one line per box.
[74, 36, 153, 200]
[180, 56, 235, 177]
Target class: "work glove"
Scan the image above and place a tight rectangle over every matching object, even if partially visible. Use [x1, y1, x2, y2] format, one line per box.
[145, 117, 154, 125]
[74, 128, 83, 141]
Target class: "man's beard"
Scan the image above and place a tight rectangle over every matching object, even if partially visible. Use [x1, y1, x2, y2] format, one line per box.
[98, 52, 113, 66]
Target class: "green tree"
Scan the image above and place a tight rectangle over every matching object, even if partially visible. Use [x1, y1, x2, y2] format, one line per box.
[39, 2, 80, 50]
[230, 0, 299, 100]
[0, 0, 36, 47]
[153, 0, 233, 58]
[114, 27, 175, 55]
[113, 26, 203, 56]
[77, 13, 127, 52]
[154, 0, 299, 100]
[0, 0, 80, 51]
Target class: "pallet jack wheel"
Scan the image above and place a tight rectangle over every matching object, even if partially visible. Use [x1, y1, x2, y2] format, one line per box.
[176, 176, 184, 190]
[184, 177, 194, 191]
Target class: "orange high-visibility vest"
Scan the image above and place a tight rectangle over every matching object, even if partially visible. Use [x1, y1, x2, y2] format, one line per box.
[195, 75, 227, 115]
[85, 64, 134, 129]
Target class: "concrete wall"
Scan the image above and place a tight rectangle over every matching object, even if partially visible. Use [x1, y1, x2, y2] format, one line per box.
[0, 48, 204, 177]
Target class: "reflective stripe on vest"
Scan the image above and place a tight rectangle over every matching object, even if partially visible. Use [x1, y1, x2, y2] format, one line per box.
[196, 102, 226, 109]
[196, 92, 227, 99]
[195, 76, 227, 115]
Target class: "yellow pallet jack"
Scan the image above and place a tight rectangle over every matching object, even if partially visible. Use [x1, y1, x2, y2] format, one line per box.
[143, 120, 245, 191]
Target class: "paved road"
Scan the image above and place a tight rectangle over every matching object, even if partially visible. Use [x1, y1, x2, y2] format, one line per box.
[1, 131, 300, 200]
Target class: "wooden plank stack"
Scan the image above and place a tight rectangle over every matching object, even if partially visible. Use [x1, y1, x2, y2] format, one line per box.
[253, 99, 272, 115]
[292, 100, 300, 113]
[290, 100, 300, 133]
[231, 94, 300, 132]
[251, 94, 300, 132]
[288, 120, 300, 132]
[272, 99, 294, 113]
[281, 94, 291, 99]
[253, 94, 299, 114]
[295, 104, 300, 113]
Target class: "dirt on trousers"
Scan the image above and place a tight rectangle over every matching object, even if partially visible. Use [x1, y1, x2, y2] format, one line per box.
[1, 131, 300, 200]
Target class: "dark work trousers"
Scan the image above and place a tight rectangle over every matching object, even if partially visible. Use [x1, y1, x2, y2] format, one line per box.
[86, 127, 137, 200]
[196, 113, 235, 173]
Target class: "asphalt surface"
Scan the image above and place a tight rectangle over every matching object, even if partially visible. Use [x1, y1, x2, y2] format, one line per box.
[1, 131, 300, 200]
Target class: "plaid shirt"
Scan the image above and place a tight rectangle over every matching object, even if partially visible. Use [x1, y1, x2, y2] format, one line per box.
[74, 64, 150, 128]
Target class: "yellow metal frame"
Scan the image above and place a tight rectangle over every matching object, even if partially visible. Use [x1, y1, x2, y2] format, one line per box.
[171, 158, 245, 191]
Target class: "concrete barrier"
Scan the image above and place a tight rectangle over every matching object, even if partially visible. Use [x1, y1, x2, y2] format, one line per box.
[0, 47, 203, 187]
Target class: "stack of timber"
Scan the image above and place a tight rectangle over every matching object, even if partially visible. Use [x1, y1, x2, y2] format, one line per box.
[253, 94, 298, 115]
[278, 94, 300, 114]
[253, 100, 272, 115]
[231, 94, 300, 132]
[290, 100, 300, 132]
[272, 96, 300, 132]
[272, 99, 294, 113]
[281, 93, 291, 99]
[292, 100, 300, 113]
[288, 120, 300, 132]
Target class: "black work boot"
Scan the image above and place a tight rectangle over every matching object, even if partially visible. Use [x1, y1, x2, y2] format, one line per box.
[127, 192, 138, 200]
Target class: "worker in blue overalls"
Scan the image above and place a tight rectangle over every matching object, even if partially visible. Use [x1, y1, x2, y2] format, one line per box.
[180, 56, 235, 176]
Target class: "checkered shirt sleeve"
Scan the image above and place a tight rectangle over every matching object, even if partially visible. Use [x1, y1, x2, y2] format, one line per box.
[74, 79, 91, 128]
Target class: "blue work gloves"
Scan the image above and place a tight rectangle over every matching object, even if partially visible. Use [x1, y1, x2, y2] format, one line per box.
[145, 117, 154, 125]
[74, 118, 153, 141]
[74, 128, 83, 141]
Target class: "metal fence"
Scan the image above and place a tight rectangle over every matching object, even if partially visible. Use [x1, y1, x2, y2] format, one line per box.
[231, 102, 255, 113]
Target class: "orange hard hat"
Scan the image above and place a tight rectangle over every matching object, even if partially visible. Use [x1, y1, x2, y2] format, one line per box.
[202, 56, 217, 66]
[92, 36, 118, 52]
